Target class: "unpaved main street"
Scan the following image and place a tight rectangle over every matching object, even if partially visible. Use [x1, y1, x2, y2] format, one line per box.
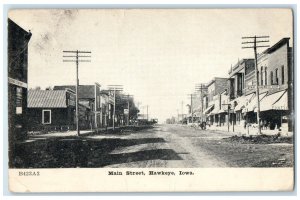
[102, 124, 293, 168]
[13, 124, 293, 168]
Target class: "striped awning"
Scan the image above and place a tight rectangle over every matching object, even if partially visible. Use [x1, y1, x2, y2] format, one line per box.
[242, 92, 268, 113]
[203, 104, 214, 114]
[257, 90, 288, 112]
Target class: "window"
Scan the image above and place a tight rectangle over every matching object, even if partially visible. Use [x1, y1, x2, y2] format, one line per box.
[270, 71, 274, 85]
[261, 67, 263, 86]
[265, 67, 267, 85]
[281, 65, 285, 84]
[257, 71, 259, 86]
[42, 110, 51, 124]
[275, 68, 279, 85]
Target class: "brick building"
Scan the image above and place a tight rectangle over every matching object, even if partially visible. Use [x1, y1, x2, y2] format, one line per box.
[205, 77, 228, 126]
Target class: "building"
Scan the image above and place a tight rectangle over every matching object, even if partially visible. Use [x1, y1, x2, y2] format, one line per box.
[53, 83, 102, 129]
[100, 90, 114, 127]
[192, 84, 208, 122]
[8, 18, 32, 144]
[205, 77, 228, 126]
[227, 59, 255, 126]
[225, 38, 293, 133]
[255, 38, 293, 131]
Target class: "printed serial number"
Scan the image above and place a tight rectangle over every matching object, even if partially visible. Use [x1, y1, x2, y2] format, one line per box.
[19, 171, 40, 176]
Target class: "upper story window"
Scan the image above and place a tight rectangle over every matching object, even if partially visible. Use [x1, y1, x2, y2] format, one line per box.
[281, 65, 285, 84]
[275, 68, 279, 85]
[261, 66, 264, 86]
[265, 67, 267, 85]
[270, 71, 274, 85]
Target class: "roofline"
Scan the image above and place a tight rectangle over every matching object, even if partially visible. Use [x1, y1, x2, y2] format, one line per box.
[8, 18, 31, 36]
[207, 77, 228, 87]
[264, 38, 290, 54]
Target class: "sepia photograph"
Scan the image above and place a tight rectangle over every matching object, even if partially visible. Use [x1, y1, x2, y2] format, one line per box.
[7, 8, 294, 192]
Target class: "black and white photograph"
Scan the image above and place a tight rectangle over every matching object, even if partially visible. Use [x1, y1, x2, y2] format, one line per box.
[7, 8, 294, 192]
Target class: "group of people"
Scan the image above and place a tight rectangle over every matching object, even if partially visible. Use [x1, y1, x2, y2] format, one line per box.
[242, 119, 279, 130]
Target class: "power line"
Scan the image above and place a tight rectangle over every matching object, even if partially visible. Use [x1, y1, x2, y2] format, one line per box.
[107, 85, 123, 130]
[242, 35, 270, 135]
[63, 50, 91, 136]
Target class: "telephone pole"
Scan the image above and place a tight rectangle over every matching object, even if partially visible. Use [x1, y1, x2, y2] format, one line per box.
[108, 85, 123, 130]
[187, 94, 195, 123]
[222, 103, 232, 132]
[196, 83, 206, 122]
[63, 50, 91, 136]
[181, 101, 184, 123]
[242, 36, 270, 135]
[124, 94, 134, 126]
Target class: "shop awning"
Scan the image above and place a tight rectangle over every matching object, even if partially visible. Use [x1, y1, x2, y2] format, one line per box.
[203, 104, 214, 114]
[210, 105, 220, 115]
[258, 90, 288, 112]
[242, 92, 268, 113]
[233, 93, 255, 112]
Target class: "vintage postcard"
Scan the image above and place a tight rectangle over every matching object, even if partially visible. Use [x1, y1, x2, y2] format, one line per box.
[7, 8, 294, 192]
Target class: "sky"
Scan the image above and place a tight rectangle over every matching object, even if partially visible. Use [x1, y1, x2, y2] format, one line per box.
[9, 9, 293, 122]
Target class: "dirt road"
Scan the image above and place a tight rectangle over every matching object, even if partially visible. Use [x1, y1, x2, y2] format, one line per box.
[14, 124, 293, 168]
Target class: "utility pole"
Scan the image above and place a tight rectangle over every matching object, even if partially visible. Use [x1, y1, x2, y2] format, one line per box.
[187, 94, 195, 123]
[63, 50, 91, 136]
[196, 83, 206, 122]
[124, 94, 133, 126]
[108, 85, 123, 130]
[181, 101, 184, 123]
[242, 36, 270, 135]
[222, 103, 232, 132]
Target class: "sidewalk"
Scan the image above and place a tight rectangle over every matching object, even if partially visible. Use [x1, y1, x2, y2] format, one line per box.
[206, 124, 293, 137]
[180, 123, 292, 137]
[27, 125, 154, 138]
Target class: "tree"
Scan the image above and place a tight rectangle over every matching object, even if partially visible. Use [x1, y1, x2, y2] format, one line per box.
[114, 92, 139, 125]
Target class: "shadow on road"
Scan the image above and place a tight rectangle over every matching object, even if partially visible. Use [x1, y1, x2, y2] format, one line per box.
[10, 136, 182, 168]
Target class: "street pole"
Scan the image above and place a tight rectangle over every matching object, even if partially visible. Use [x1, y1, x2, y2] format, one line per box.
[190, 94, 193, 123]
[227, 106, 230, 132]
[242, 35, 269, 135]
[127, 94, 130, 126]
[125, 94, 133, 126]
[196, 84, 205, 122]
[63, 50, 91, 136]
[107, 85, 123, 131]
[113, 88, 116, 130]
[75, 50, 79, 136]
[232, 112, 235, 132]
[181, 101, 183, 123]
[222, 103, 231, 132]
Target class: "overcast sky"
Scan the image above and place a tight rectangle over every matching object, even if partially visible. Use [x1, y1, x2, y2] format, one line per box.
[9, 9, 293, 122]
